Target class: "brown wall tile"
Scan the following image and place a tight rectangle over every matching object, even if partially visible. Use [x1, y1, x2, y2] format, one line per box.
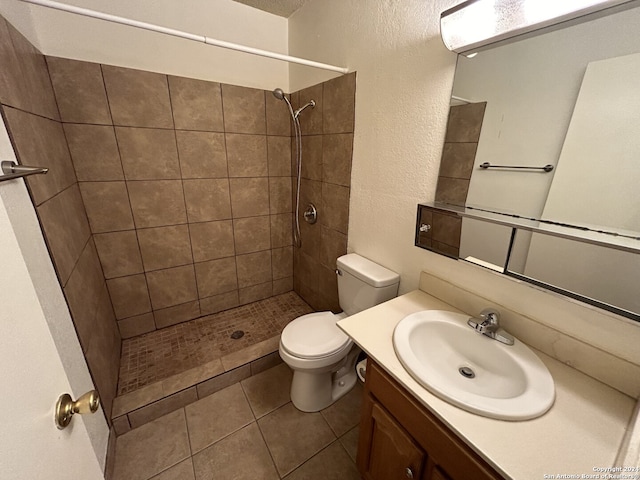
[128, 180, 187, 228]
[296, 250, 320, 292]
[176, 131, 227, 179]
[432, 212, 462, 248]
[299, 178, 322, 210]
[200, 290, 240, 316]
[195, 257, 238, 298]
[273, 277, 293, 295]
[229, 178, 269, 218]
[63, 239, 107, 351]
[267, 136, 291, 177]
[0, 18, 30, 111]
[6, 23, 59, 120]
[296, 83, 323, 136]
[116, 127, 180, 180]
[272, 247, 293, 280]
[183, 178, 232, 222]
[318, 265, 340, 312]
[189, 220, 235, 262]
[270, 214, 292, 248]
[36, 184, 91, 285]
[236, 250, 271, 288]
[4, 107, 76, 205]
[269, 177, 292, 214]
[320, 183, 350, 234]
[319, 227, 347, 269]
[434, 176, 470, 206]
[102, 65, 173, 128]
[154, 300, 201, 329]
[266, 90, 291, 136]
[137, 225, 192, 272]
[221, 84, 266, 134]
[117, 312, 156, 339]
[128, 388, 198, 429]
[146, 265, 198, 310]
[226, 134, 268, 177]
[322, 134, 353, 187]
[64, 124, 124, 181]
[239, 282, 273, 305]
[299, 220, 320, 261]
[79, 181, 135, 233]
[444, 102, 487, 143]
[168, 76, 223, 131]
[439, 143, 477, 179]
[47, 57, 111, 124]
[94, 230, 144, 279]
[233, 216, 270, 254]
[300, 135, 322, 181]
[323, 73, 355, 134]
[84, 282, 121, 420]
[107, 274, 152, 319]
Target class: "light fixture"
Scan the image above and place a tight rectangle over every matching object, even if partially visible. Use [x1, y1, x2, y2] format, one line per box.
[440, 0, 640, 55]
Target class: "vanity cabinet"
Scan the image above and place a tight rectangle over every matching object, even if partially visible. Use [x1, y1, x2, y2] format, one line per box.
[357, 361, 502, 480]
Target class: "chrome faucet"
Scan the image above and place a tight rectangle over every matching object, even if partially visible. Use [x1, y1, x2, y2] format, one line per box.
[467, 308, 514, 346]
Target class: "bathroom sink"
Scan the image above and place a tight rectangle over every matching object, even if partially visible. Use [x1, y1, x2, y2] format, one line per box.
[393, 310, 555, 420]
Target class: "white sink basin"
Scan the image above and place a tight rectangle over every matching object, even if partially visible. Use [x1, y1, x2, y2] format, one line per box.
[393, 310, 555, 420]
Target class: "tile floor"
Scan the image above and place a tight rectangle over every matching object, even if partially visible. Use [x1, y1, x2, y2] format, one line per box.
[118, 293, 313, 394]
[112, 363, 362, 480]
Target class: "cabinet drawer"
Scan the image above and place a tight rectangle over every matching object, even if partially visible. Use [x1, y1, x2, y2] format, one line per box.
[365, 361, 502, 480]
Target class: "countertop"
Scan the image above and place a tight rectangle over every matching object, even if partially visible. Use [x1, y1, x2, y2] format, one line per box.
[337, 289, 637, 480]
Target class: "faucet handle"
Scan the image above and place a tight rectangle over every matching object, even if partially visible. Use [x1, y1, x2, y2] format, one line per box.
[479, 308, 500, 325]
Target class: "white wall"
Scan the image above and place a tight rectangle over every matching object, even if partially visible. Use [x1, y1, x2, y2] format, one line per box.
[0, 0, 291, 91]
[455, 5, 640, 265]
[524, 53, 640, 314]
[288, 1, 640, 372]
[289, 0, 459, 295]
[0, 113, 108, 472]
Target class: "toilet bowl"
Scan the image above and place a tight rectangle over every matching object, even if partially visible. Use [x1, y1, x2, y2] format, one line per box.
[279, 253, 400, 412]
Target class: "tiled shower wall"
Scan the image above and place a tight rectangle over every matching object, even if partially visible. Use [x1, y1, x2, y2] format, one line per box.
[45, 57, 296, 338]
[415, 102, 486, 258]
[292, 74, 356, 312]
[0, 17, 121, 419]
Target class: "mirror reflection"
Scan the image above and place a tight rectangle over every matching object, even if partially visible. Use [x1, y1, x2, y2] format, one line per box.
[430, 4, 640, 320]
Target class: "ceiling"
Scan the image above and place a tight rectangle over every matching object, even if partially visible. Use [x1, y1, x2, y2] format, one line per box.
[232, 0, 312, 18]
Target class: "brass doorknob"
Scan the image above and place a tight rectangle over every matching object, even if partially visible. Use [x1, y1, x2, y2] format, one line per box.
[55, 390, 100, 429]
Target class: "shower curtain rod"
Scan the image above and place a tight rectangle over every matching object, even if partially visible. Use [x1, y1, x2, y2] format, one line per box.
[19, 0, 350, 75]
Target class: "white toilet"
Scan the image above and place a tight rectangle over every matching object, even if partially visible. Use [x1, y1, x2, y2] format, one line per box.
[279, 253, 400, 412]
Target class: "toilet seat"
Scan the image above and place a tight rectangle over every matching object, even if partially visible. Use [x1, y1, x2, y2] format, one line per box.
[281, 312, 351, 360]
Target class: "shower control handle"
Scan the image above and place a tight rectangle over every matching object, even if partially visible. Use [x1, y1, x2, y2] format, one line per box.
[303, 203, 317, 224]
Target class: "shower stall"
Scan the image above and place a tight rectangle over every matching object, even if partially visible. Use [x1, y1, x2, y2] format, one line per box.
[0, 14, 356, 432]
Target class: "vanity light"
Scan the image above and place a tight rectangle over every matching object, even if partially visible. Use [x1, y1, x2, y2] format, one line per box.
[440, 0, 638, 54]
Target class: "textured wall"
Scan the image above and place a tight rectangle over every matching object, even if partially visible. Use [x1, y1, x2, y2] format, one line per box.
[289, 0, 459, 293]
[0, 16, 121, 423]
[288, 0, 640, 370]
[0, 0, 290, 91]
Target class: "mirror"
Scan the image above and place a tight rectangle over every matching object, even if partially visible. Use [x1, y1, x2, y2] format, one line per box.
[429, 3, 640, 320]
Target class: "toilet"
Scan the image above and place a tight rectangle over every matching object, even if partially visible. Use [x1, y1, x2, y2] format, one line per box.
[279, 253, 400, 412]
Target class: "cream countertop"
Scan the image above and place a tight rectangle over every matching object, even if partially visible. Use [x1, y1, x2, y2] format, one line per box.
[337, 289, 637, 480]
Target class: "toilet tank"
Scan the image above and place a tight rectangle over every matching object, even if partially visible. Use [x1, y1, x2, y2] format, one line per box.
[336, 253, 400, 316]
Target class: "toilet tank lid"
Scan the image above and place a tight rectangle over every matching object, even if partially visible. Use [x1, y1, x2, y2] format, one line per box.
[337, 253, 400, 288]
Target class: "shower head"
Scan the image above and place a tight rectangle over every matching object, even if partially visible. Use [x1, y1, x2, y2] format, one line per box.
[272, 88, 285, 100]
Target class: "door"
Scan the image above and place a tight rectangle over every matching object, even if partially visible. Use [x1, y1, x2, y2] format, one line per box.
[0, 123, 105, 479]
[361, 402, 425, 480]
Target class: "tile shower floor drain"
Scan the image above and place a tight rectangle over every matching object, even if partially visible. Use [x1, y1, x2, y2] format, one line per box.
[230, 330, 245, 339]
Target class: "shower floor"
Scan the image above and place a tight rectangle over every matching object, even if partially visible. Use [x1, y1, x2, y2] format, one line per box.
[117, 292, 313, 395]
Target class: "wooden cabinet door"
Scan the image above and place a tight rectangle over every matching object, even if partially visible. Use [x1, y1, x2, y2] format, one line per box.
[361, 402, 425, 480]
